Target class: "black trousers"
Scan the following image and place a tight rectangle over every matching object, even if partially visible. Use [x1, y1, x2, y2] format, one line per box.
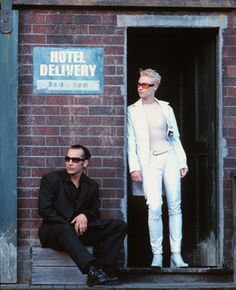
[44, 219, 127, 274]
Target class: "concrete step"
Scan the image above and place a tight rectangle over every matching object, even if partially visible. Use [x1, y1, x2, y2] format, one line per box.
[1, 283, 236, 290]
[121, 267, 233, 283]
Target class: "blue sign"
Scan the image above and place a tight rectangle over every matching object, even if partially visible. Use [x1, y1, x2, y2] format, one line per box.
[33, 47, 104, 94]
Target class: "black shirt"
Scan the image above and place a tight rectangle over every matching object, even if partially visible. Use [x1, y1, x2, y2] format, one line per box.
[64, 171, 84, 206]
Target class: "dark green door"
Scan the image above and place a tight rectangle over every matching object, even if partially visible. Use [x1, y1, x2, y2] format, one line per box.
[0, 10, 18, 283]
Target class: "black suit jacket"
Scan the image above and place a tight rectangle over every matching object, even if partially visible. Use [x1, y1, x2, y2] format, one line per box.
[38, 169, 108, 246]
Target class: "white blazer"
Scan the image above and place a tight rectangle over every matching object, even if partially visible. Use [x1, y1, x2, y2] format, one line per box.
[127, 98, 188, 176]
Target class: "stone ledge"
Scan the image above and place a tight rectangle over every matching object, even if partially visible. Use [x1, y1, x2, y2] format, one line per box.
[31, 247, 92, 285]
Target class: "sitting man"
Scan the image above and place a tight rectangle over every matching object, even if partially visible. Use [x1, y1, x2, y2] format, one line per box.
[38, 144, 127, 287]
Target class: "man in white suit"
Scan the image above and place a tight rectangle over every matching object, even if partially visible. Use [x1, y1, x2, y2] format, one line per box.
[127, 68, 188, 268]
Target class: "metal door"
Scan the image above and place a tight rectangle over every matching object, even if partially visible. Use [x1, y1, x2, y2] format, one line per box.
[0, 4, 18, 282]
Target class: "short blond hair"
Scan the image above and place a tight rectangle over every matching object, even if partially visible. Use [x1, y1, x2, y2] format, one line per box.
[139, 68, 161, 86]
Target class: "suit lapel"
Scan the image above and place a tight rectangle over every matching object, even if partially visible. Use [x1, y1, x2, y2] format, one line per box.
[60, 170, 75, 202]
[75, 180, 89, 210]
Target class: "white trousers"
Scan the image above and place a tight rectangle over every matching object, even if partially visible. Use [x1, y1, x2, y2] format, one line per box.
[142, 150, 182, 254]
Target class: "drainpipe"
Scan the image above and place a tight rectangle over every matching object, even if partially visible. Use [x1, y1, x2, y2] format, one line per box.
[0, 0, 12, 34]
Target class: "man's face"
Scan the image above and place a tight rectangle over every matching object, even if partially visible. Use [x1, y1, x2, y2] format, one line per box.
[65, 148, 88, 176]
[137, 75, 158, 101]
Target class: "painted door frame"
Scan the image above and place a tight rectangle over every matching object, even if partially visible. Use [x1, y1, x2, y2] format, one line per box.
[119, 14, 227, 267]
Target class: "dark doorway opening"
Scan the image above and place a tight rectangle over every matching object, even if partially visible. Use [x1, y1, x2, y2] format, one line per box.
[127, 28, 218, 268]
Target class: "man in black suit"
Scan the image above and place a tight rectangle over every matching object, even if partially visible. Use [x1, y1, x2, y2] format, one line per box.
[38, 144, 127, 287]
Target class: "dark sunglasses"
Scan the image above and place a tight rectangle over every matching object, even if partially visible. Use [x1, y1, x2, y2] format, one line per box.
[65, 156, 85, 163]
[137, 82, 155, 89]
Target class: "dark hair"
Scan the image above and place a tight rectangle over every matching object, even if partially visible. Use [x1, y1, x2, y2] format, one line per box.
[70, 144, 91, 160]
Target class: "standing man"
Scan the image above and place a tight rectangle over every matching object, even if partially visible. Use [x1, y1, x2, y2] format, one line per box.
[127, 68, 188, 268]
[38, 144, 127, 286]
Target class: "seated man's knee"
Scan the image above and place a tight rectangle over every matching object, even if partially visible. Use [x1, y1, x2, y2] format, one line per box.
[60, 224, 76, 237]
[110, 219, 128, 234]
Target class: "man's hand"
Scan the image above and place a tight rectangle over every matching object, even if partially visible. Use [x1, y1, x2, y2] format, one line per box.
[180, 168, 188, 178]
[131, 170, 142, 182]
[71, 213, 88, 235]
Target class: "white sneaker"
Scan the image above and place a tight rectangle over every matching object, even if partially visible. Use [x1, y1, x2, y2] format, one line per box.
[170, 252, 188, 268]
[151, 254, 163, 268]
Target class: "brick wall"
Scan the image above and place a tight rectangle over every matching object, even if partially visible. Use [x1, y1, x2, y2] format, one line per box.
[222, 12, 236, 268]
[16, 5, 236, 283]
[18, 8, 126, 282]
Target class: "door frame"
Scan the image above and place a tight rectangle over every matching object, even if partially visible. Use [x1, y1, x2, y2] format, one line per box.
[118, 14, 227, 267]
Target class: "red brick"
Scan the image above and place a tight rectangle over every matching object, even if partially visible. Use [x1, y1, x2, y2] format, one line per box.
[224, 157, 236, 168]
[103, 36, 124, 45]
[74, 15, 102, 25]
[73, 96, 101, 106]
[22, 34, 46, 44]
[46, 95, 68, 105]
[31, 168, 52, 177]
[19, 24, 32, 34]
[89, 25, 117, 34]
[31, 209, 40, 219]
[21, 12, 47, 25]
[18, 198, 38, 209]
[74, 35, 103, 44]
[105, 46, 124, 55]
[18, 177, 41, 188]
[18, 230, 31, 239]
[47, 35, 74, 44]
[101, 14, 117, 25]
[223, 56, 236, 65]
[18, 168, 31, 177]
[103, 96, 124, 106]
[46, 14, 75, 24]
[19, 115, 46, 125]
[226, 66, 236, 76]
[101, 199, 121, 209]
[105, 55, 124, 65]
[89, 168, 116, 178]
[31, 126, 60, 136]
[18, 209, 31, 219]
[45, 157, 65, 167]
[31, 147, 60, 156]
[61, 126, 89, 136]
[60, 106, 88, 115]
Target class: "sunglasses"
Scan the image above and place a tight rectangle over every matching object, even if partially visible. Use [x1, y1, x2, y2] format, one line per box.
[137, 82, 155, 89]
[65, 156, 85, 163]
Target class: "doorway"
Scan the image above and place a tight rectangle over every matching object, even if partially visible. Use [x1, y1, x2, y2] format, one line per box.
[127, 28, 218, 267]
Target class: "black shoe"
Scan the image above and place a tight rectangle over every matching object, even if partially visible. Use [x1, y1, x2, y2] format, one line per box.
[105, 275, 119, 285]
[101, 265, 119, 285]
[87, 265, 114, 287]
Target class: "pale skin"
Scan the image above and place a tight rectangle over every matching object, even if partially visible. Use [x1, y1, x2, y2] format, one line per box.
[131, 75, 188, 183]
[65, 148, 89, 235]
